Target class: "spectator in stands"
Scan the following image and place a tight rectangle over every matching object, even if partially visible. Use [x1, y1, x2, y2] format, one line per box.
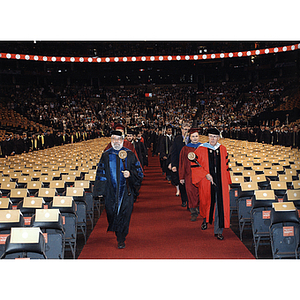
[291, 125, 300, 149]
[1, 134, 14, 158]
[256, 125, 265, 143]
[12, 133, 25, 155]
[263, 126, 272, 144]
[281, 125, 291, 147]
[272, 126, 282, 145]
[22, 132, 31, 152]
[1, 78, 299, 157]
[247, 128, 256, 142]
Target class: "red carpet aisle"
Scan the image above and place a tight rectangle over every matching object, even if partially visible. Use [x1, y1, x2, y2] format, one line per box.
[79, 154, 254, 259]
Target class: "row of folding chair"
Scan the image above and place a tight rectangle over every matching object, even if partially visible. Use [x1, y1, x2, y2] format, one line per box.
[225, 138, 300, 258]
[249, 189, 300, 258]
[0, 186, 93, 244]
[0, 197, 78, 259]
[0, 189, 97, 256]
[230, 174, 300, 240]
[0, 137, 110, 259]
[230, 171, 300, 215]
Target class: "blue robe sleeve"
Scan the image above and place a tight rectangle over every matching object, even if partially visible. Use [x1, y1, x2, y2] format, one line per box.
[128, 152, 144, 197]
[93, 154, 107, 198]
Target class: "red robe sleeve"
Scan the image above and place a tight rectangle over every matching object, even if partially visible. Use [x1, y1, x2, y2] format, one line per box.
[191, 147, 210, 187]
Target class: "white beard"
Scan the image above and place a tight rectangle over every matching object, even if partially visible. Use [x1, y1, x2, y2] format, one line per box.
[112, 141, 124, 150]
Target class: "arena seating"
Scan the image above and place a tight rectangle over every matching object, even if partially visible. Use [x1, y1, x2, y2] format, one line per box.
[1, 135, 299, 259]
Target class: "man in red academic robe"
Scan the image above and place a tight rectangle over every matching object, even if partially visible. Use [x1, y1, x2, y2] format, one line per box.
[179, 128, 201, 221]
[191, 127, 232, 240]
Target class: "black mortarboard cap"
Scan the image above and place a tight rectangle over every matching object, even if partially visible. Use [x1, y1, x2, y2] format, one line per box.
[207, 127, 220, 136]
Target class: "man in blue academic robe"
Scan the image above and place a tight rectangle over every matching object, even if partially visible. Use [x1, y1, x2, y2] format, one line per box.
[93, 130, 144, 249]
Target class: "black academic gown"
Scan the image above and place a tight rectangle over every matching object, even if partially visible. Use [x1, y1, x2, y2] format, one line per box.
[93, 147, 143, 237]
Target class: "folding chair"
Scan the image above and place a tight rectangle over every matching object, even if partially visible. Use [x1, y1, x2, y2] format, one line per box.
[0, 227, 47, 259]
[0, 198, 12, 210]
[21, 168, 34, 176]
[58, 167, 70, 176]
[269, 202, 300, 259]
[78, 167, 90, 178]
[290, 164, 300, 175]
[283, 189, 300, 209]
[271, 181, 288, 202]
[66, 187, 87, 244]
[28, 171, 42, 180]
[39, 175, 54, 188]
[264, 169, 279, 181]
[252, 165, 265, 175]
[75, 180, 94, 229]
[0, 177, 11, 184]
[40, 167, 51, 175]
[242, 170, 256, 182]
[84, 173, 100, 219]
[271, 165, 285, 175]
[85, 172, 96, 182]
[68, 170, 82, 180]
[230, 166, 244, 176]
[251, 190, 277, 258]
[9, 188, 30, 205]
[0, 210, 25, 258]
[61, 175, 76, 187]
[31, 209, 65, 259]
[16, 197, 45, 225]
[237, 181, 258, 241]
[230, 175, 243, 219]
[48, 170, 61, 180]
[250, 174, 270, 190]
[278, 174, 294, 189]
[38, 188, 57, 203]
[243, 161, 254, 170]
[26, 181, 43, 196]
[278, 160, 290, 168]
[10, 172, 22, 182]
[49, 180, 66, 195]
[16, 175, 31, 188]
[292, 181, 300, 190]
[0, 181, 17, 197]
[285, 169, 299, 181]
[50, 196, 77, 259]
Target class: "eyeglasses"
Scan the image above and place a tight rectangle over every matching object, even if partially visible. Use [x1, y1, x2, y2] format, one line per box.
[111, 137, 123, 141]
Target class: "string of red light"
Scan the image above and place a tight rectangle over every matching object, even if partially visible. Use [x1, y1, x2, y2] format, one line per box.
[0, 43, 299, 63]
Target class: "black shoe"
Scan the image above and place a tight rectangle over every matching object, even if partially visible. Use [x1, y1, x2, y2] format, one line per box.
[191, 215, 197, 222]
[201, 221, 207, 230]
[118, 242, 126, 249]
[215, 234, 224, 240]
[181, 202, 187, 207]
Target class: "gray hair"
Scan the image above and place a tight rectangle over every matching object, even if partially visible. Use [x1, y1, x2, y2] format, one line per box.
[181, 122, 191, 128]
